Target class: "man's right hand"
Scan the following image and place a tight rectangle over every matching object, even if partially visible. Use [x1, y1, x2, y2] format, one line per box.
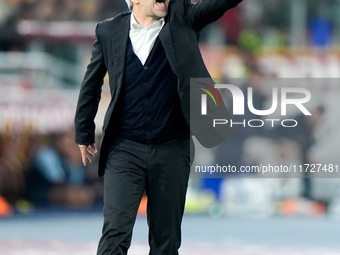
[78, 144, 98, 166]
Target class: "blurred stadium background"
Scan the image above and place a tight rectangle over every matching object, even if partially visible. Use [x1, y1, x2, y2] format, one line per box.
[1, 0, 340, 254]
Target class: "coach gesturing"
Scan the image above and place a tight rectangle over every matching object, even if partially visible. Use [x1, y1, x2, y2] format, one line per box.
[75, 0, 241, 254]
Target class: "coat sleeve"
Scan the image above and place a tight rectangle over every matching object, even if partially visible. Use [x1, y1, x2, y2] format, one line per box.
[74, 23, 107, 145]
[185, 0, 243, 32]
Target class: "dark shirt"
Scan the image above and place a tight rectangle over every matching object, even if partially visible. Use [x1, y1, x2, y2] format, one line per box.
[117, 37, 189, 143]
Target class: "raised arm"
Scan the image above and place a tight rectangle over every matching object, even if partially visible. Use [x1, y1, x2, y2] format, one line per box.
[185, 0, 243, 32]
[74, 23, 107, 146]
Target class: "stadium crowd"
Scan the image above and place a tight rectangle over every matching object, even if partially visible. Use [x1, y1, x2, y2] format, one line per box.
[0, 0, 339, 217]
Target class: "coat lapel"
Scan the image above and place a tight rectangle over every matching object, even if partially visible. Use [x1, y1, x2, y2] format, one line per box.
[159, 16, 179, 76]
[159, 25, 176, 68]
[112, 13, 131, 88]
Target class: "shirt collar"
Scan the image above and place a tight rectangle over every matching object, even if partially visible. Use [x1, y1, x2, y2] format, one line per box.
[130, 13, 165, 31]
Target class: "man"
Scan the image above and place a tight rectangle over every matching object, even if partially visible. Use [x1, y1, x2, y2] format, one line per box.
[74, 0, 242, 254]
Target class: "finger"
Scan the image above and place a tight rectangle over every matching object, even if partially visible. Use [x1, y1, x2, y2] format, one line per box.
[82, 155, 87, 166]
[87, 147, 95, 156]
[86, 155, 92, 164]
[89, 144, 98, 154]
[87, 145, 95, 153]
[79, 145, 90, 166]
[82, 154, 92, 166]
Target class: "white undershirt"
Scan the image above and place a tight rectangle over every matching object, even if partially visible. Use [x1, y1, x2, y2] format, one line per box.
[129, 13, 165, 65]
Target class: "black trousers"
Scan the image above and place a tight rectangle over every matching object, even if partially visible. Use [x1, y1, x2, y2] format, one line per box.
[97, 136, 193, 255]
